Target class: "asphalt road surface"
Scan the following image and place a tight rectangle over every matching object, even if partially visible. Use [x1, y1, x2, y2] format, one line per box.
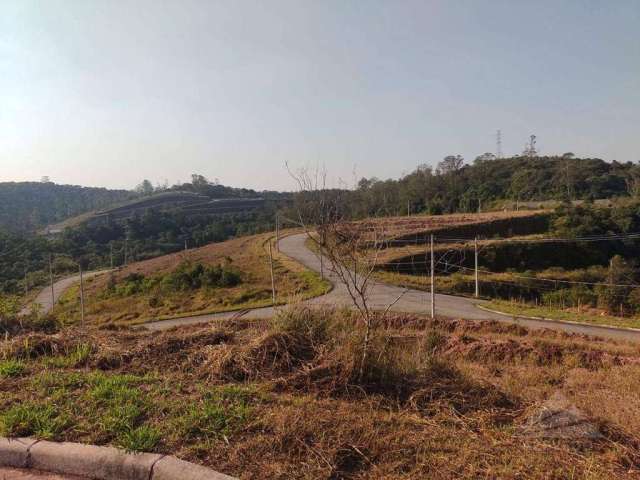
[20, 271, 106, 316]
[143, 233, 640, 343]
[26, 234, 640, 342]
[0, 467, 83, 479]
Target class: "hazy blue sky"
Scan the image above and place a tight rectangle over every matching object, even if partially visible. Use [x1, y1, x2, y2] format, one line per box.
[1, 0, 639, 191]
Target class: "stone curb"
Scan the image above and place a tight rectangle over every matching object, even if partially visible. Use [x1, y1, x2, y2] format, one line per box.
[476, 303, 640, 334]
[0, 438, 236, 480]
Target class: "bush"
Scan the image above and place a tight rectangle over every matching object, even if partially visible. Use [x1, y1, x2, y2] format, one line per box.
[162, 262, 241, 291]
[113, 261, 242, 297]
[541, 286, 597, 309]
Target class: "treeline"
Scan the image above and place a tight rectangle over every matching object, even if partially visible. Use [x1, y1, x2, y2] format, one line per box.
[347, 155, 636, 217]
[0, 182, 135, 232]
[135, 173, 284, 200]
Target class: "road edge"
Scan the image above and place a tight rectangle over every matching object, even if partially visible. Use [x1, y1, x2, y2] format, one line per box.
[0, 437, 236, 480]
[475, 303, 640, 334]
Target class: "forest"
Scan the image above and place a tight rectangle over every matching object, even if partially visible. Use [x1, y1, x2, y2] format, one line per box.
[0, 181, 135, 232]
[347, 154, 637, 217]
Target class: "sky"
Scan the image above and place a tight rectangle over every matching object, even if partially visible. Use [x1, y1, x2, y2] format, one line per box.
[1, 0, 639, 191]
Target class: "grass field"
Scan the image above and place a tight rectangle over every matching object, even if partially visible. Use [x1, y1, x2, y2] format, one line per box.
[53, 232, 330, 326]
[484, 299, 640, 330]
[1, 309, 640, 478]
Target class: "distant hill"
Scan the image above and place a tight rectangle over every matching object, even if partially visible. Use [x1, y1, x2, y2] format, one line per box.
[350, 155, 636, 217]
[0, 182, 135, 233]
[46, 190, 268, 233]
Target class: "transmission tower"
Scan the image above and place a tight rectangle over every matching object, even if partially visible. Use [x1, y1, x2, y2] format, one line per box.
[522, 134, 538, 158]
[496, 130, 503, 158]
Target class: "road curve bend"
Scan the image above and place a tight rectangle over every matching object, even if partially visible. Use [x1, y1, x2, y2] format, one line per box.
[24, 234, 640, 342]
[145, 233, 640, 343]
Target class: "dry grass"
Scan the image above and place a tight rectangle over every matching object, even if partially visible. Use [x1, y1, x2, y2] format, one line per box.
[1, 308, 640, 478]
[54, 232, 329, 326]
[342, 210, 548, 243]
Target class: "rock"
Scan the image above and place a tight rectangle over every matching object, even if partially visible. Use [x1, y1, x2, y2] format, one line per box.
[523, 392, 602, 441]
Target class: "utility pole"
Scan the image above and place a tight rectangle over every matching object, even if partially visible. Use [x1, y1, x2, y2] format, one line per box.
[275, 213, 280, 253]
[268, 241, 276, 305]
[474, 236, 479, 298]
[49, 254, 55, 309]
[407, 200, 410, 217]
[184, 238, 188, 252]
[430, 234, 435, 319]
[319, 231, 325, 280]
[109, 243, 114, 269]
[79, 264, 85, 325]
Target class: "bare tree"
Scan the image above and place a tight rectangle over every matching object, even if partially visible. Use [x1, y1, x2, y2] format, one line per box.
[285, 162, 407, 380]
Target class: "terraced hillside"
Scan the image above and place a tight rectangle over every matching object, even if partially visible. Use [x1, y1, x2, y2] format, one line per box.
[45, 191, 266, 233]
[341, 209, 550, 245]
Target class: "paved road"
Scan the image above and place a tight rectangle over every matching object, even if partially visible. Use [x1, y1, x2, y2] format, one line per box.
[20, 271, 106, 316]
[144, 234, 640, 343]
[0, 467, 83, 479]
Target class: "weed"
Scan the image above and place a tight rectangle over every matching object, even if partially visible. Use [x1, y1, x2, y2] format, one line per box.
[31, 371, 85, 394]
[180, 386, 253, 440]
[0, 359, 25, 377]
[422, 329, 447, 353]
[0, 403, 68, 439]
[117, 424, 162, 452]
[46, 343, 92, 368]
[86, 373, 152, 441]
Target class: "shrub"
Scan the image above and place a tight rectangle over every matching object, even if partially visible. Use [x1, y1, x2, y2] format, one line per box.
[113, 262, 241, 297]
[541, 286, 597, 309]
[162, 262, 241, 291]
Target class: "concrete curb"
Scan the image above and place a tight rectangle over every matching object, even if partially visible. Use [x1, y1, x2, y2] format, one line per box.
[476, 303, 640, 334]
[0, 437, 236, 479]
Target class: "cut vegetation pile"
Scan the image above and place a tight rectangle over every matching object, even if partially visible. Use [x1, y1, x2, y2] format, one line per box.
[1, 308, 640, 478]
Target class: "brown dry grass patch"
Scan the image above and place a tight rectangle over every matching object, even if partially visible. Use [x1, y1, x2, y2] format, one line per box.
[2, 310, 640, 478]
[54, 231, 328, 325]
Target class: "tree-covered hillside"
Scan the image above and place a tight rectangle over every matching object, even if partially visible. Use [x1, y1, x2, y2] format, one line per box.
[351, 155, 636, 217]
[0, 182, 135, 232]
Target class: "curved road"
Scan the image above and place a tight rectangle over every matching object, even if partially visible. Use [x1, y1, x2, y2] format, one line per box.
[143, 233, 640, 343]
[28, 234, 640, 342]
[20, 270, 105, 316]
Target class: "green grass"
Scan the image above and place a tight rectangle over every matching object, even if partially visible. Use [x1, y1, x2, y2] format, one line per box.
[0, 359, 26, 378]
[178, 385, 255, 441]
[483, 299, 640, 330]
[0, 403, 68, 439]
[118, 425, 162, 452]
[45, 343, 92, 368]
